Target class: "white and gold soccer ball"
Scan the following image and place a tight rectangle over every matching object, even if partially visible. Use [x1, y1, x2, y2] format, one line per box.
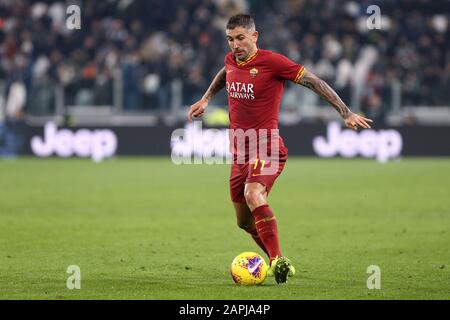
[230, 252, 268, 285]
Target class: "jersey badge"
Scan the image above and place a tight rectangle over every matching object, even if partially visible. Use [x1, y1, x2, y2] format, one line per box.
[250, 68, 258, 78]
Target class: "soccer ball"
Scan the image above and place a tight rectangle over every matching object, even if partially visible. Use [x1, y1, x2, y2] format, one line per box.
[230, 252, 268, 285]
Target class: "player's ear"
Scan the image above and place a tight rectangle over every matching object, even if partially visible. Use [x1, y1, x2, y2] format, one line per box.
[252, 31, 259, 43]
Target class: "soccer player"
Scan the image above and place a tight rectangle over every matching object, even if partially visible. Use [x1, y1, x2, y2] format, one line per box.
[188, 14, 373, 284]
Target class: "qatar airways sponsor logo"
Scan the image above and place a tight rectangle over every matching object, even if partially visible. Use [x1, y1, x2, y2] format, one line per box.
[313, 122, 402, 162]
[226, 81, 255, 100]
[170, 121, 279, 175]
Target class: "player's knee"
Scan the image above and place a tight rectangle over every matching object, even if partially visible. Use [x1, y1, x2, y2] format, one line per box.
[244, 190, 262, 209]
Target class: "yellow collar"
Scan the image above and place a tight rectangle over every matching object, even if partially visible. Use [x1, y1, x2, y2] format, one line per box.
[236, 50, 258, 66]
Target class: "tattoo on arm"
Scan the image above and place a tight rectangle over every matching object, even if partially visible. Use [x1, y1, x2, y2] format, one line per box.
[202, 67, 226, 102]
[299, 70, 351, 119]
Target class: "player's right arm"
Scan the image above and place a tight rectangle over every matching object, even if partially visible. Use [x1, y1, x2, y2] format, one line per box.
[187, 66, 227, 121]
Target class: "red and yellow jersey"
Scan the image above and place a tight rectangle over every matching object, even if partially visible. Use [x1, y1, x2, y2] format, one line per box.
[225, 49, 305, 158]
[224, 48, 305, 132]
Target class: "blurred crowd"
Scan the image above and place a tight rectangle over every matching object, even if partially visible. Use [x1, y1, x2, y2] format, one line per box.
[0, 0, 448, 123]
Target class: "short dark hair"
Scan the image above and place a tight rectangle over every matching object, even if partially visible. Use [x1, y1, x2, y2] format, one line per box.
[226, 14, 256, 31]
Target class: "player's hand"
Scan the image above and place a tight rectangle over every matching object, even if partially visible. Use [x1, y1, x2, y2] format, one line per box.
[188, 98, 208, 122]
[344, 112, 373, 131]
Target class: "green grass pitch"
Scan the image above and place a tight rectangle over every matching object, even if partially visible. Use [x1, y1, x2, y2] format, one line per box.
[0, 157, 449, 299]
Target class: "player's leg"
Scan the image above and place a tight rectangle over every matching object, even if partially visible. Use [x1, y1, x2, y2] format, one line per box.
[244, 182, 295, 284]
[233, 202, 269, 256]
[244, 182, 280, 260]
[230, 163, 269, 256]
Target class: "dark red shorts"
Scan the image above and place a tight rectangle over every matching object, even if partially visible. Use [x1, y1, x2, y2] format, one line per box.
[229, 151, 288, 204]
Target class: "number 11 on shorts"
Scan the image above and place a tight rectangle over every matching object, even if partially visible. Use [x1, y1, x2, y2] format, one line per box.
[252, 158, 266, 176]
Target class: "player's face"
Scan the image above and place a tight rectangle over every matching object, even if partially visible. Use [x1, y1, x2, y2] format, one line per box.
[226, 27, 258, 61]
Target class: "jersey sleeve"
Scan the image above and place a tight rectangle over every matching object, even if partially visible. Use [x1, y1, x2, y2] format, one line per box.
[269, 52, 305, 84]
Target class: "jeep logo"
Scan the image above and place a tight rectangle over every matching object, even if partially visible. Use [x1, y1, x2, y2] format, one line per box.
[31, 122, 118, 162]
[313, 122, 402, 162]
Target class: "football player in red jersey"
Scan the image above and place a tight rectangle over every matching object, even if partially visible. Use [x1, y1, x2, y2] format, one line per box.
[188, 14, 372, 284]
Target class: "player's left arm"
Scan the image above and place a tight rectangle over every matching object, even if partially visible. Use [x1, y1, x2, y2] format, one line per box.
[298, 69, 373, 130]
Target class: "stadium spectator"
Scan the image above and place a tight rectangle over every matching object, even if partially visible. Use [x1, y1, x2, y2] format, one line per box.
[0, 0, 448, 116]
